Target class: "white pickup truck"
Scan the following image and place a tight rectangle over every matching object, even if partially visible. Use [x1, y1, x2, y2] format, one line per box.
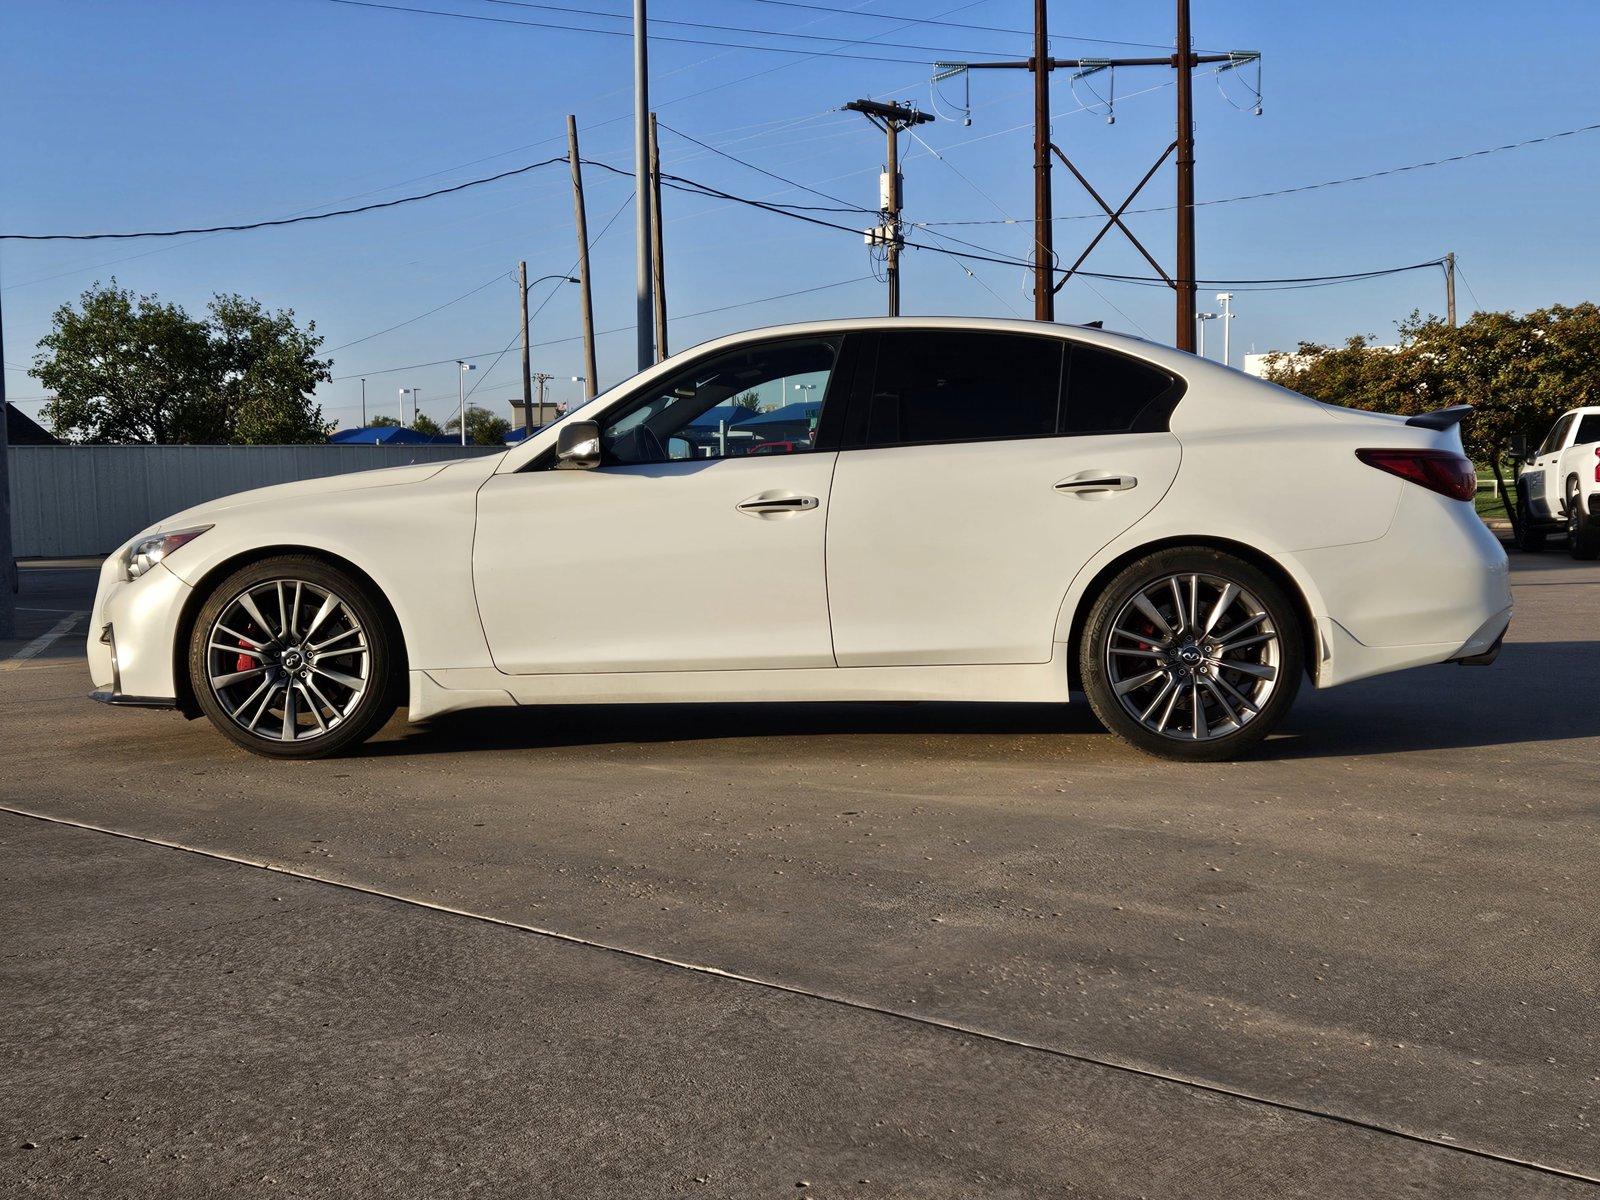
[1515, 406, 1600, 558]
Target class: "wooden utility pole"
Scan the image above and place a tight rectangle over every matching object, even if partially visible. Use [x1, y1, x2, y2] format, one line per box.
[632, 0, 654, 370]
[843, 99, 933, 317]
[953, 2, 1254, 345]
[1444, 252, 1458, 326]
[566, 115, 599, 398]
[1030, 0, 1054, 320]
[648, 112, 668, 360]
[0, 285, 14, 639]
[518, 260, 534, 430]
[1173, 0, 1197, 350]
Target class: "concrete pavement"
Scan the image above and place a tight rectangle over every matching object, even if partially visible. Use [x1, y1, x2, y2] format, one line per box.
[2, 553, 1596, 1196]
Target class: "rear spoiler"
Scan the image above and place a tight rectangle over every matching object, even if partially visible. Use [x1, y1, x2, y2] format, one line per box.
[1406, 404, 1473, 431]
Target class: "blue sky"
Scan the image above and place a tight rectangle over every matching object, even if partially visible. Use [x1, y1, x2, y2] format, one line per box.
[3, 0, 1597, 431]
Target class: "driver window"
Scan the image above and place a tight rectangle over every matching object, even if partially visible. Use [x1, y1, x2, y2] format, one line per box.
[600, 337, 839, 465]
[1537, 415, 1573, 457]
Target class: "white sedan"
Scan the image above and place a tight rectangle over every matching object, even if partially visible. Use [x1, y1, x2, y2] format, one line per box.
[88, 317, 1511, 762]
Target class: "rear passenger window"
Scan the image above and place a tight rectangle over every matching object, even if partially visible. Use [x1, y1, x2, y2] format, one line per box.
[1062, 344, 1180, 434]
[1574, 414, 1600, 446]
[864, 331, 1063, 447]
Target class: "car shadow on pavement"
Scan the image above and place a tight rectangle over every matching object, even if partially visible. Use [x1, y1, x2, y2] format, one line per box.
[358, 640, 1599, 761]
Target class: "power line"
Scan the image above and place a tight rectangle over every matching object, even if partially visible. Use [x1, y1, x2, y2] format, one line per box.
[317, 0, 954, 64]
[657, 121, 871, 212]
[1, 156, 569, 241]
[728, 0, 1202, 51]
[474, 0, 1015, 58]
[325, 272, 509, 352]
[330, 275, 871, 383]
[918, 120, 1600, 226]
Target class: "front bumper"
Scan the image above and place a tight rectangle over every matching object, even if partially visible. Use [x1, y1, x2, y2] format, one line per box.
[87, 559, 193, 704]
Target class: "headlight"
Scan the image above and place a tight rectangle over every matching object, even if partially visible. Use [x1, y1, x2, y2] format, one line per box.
[122, 526, 212, 580]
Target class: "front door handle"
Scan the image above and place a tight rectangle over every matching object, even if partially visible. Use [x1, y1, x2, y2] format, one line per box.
[1055, 473, 1138, 495]
[737, 492, 820, 517]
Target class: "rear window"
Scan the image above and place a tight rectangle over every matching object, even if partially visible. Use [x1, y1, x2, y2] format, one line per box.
[1062, 343, 1181, 434]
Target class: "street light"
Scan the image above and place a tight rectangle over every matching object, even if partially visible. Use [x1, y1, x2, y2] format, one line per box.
[1195, 312, 1219, 360]
[1216, 292, 1236, 368]
[398, 387, 418, 425]
[456, 361, 476, 446]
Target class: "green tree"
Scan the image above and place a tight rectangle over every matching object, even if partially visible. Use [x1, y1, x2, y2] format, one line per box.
[32, 281, 332, 445]
[445, 404, 511, 445]
[367, 415, 404, 428]
[208, 294, 332, 444]
[35, 282, 220, 444]
[411, 411, 443, 437]
[1261, 304, 1600, 465]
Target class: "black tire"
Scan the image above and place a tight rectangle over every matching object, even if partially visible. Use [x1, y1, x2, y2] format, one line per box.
[1567, 482, 1600, 560]
[1079, 547, 1305, 763]
[1515, 493, 1548, 552]
[187, 554, 401, 759]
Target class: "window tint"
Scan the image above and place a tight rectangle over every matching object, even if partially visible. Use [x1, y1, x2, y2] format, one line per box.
[864, 331, 1063, 447]
[600, 338, 838, 465]
[1573, 414, 1600, 447]
[1062, 343, 1179, 434]
[1538, 414, 1574, 457]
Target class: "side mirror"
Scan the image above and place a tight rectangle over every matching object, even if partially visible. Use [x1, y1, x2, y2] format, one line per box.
[555, 420, 601, 470]
[666, 436, 692, 461]
[1508, 433, 1529, 462]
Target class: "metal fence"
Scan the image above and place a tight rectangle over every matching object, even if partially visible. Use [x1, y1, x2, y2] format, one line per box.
[8, 444, 498, 558]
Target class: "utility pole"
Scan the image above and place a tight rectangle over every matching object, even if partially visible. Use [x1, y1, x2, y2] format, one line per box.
[648, 112, 669, 361]
[632, 0, 654, 371]
[360, 378, 367, 427]
[456, 361, 475, 445]
[518, 260, 532, 425]
[1174, 0, 1197, 350]
[948, 1, 1256, 345]
[1444, 252, 1457, 326]
[1030, 0, 1053, 320]
[0, 286, 14, 639]
[843, 99, 933, 316]
[567, 115, 599, 398]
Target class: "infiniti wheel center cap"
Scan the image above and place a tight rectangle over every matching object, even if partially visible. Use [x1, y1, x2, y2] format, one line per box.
[1176, 643, 1203, 667]
[281, 648, 305, 672]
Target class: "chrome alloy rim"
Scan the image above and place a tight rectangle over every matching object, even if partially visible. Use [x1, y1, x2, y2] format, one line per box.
[205, 579, 369, 742]
[1103, 572, 1281, 742]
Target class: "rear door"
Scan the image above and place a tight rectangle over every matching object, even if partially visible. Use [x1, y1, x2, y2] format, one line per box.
[1531, 413, 1575, 519]
[824, 330, 1184, 667]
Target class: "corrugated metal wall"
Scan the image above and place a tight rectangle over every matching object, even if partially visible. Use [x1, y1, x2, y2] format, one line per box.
[7, 444, 498, 557]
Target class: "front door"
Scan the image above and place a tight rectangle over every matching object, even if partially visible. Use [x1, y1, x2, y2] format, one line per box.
[825, 330, 1183, 666]
[472, 336, 844, 674]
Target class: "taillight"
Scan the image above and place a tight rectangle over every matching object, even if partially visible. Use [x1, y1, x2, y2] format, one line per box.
[1355, 448, 1477, 502]
[1593, 446, 1599, 484]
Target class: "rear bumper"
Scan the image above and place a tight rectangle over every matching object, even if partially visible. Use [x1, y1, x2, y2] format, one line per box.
[1299, 488, 1512, 688]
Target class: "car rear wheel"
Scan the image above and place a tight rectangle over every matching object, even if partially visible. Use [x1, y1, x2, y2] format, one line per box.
[1567, 482, 1600, 560]
[1080, 548, 1304, 762]
[187, 555, 400, 758]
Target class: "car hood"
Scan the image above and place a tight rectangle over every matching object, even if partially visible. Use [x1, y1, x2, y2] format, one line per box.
[143, 457, 501, 537]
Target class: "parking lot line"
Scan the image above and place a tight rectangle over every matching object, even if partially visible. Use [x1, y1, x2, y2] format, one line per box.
[3, 800, 1595, 1192]
[0, 612, 87, 671]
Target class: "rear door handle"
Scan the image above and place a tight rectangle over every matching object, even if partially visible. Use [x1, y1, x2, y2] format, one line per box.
[1055, 473, 1138, 494]
[737, 492, 819, 517]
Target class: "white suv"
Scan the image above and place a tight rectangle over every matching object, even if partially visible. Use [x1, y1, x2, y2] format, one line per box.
[1514, 407, 1600, 559]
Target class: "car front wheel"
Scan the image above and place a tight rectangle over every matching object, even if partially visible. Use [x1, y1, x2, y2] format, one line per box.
[187, 555, 401, 758]
[1079, 548, 1304, 762]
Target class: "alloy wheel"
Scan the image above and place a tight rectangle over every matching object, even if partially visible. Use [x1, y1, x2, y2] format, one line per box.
[204, 578, 370, 743]
[1102, 572, 1282, 742]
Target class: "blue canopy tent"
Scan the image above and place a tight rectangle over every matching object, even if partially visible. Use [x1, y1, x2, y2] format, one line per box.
[329, 425, 440, 445]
